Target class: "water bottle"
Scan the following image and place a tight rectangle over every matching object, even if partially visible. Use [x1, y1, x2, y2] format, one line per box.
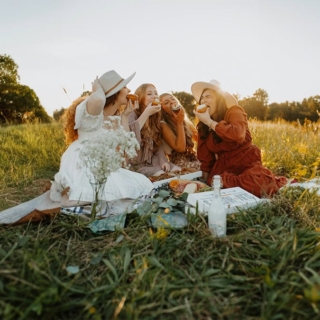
[208, 175, 227, 237]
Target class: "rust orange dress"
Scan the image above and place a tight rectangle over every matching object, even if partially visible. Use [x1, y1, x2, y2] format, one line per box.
[197, 105, 287, 198]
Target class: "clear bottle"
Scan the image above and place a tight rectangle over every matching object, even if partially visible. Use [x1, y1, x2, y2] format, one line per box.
[208, 175, 227, 237]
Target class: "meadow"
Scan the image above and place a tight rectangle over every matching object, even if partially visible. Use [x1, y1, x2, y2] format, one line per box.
[0, 120, 320, 320]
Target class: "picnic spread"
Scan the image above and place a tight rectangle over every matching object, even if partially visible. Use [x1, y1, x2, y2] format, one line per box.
[1, 170, 319, 232]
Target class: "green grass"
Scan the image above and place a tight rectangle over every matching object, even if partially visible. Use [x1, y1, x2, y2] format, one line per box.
[0, 121, 320, 319]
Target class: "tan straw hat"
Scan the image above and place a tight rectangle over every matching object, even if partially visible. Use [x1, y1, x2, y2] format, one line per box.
[191, 79, 237, 108]
[99, 70, 136, 98]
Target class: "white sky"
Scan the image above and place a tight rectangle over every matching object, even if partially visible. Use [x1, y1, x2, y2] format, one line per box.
[1, 0, 319, 116]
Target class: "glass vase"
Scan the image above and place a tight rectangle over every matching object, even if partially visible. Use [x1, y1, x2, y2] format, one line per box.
[90, 180, 108, 221]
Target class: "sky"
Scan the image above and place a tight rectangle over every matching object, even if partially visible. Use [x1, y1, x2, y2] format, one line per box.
[1, 0, 319, 116]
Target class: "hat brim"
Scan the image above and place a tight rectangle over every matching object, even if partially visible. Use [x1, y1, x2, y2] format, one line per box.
[105, 72, 136, 98]
[191, 81, 237, 108]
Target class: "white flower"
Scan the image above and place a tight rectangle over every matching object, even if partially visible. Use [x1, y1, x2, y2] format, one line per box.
[77, 116, 139, 185]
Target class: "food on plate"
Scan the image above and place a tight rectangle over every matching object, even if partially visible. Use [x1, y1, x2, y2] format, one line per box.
[126, 93, 139, 103]
[169, 179, 208, 193]
[149, 172, 174, 183]
[195, 104, 208, 113]
[183, 183, 198, 194]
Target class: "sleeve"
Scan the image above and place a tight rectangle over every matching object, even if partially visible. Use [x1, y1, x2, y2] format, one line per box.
[74, 97, 103, 131]
[197, 135, 216, 173]
[215, 106, 247, 144]
[154, 144, 169, 166]
[128, 111, 141, 143]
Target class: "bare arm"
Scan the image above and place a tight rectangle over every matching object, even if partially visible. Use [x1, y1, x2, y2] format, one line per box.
[161, 109, 186, 152]
[86, 77, 106, 116]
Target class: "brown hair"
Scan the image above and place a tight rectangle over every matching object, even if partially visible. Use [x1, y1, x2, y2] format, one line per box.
[134, 83, 162, 150]
[63, 91, 121, 146]
[197, 89, 227, 142]
[159, 93, 197, 157]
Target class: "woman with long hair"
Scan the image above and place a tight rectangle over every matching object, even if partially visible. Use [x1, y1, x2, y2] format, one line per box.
[128, 83, 180, 177]
[192, 79, 287, 197]
[159, 93, 200, 171]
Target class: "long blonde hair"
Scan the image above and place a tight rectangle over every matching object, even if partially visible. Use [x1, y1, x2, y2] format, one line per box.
[134, 83, 162, 149]
[159, 93, 198, 158]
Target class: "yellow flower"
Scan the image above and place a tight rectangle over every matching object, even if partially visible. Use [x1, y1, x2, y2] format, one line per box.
[149, 226, 170, 240]
[88, 306, 96, 314]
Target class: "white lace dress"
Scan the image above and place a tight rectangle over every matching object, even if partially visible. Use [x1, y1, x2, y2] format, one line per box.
[50, 98, 154, 209]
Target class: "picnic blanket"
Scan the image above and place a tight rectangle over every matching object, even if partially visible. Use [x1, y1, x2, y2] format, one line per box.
[0, 191, 60, 225]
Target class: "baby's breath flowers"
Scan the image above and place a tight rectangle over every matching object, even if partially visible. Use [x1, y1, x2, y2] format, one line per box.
[77, 116, 139, 219]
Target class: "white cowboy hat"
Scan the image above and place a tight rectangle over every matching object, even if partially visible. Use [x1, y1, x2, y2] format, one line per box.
[191, 79, 237, 108]
[98, 70, 136, 98]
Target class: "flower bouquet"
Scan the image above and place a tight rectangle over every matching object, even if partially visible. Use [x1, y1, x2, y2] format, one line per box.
[77, 116, 139, 220]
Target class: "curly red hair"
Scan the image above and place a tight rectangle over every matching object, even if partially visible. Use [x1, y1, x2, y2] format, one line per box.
[62, 96, 88, 146]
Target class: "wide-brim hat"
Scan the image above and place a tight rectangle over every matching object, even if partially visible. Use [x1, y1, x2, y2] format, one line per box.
[191, 79, 237, 108]
[98, 70, 136, 98]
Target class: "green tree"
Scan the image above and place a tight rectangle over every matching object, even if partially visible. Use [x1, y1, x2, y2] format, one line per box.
[0, 54, 51, 124]
[253, 88, 269, 106]
[239, 89, 268, 120]
[0, 54, 19, 85]
[171, 91, 196, 118]
[53, 107, 66, 121]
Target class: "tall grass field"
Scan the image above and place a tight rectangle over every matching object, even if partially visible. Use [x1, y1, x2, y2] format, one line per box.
[1, 120, 320, 320]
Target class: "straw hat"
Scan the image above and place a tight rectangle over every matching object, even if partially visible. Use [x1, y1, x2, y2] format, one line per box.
[98, 70, 136, 98]
[191, 79, 237, 108]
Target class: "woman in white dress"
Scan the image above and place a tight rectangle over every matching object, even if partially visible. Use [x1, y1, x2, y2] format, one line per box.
[50, 70, 154, 213]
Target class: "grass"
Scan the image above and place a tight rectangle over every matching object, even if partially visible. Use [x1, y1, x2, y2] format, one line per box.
[0, 121, 320, 319]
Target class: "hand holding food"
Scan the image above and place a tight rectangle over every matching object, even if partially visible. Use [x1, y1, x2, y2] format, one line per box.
[193, 104, 213, 126]
[145, 102, 161, 115]
[173, 107, 185, 123]
[151, 99, 161, 106]
[122, 94, 139, 115]
[171, 104, 181, 114]
[195, 104, 208, 113]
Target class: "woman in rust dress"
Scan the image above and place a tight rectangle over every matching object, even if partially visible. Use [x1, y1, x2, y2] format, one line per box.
[191, 79, 287, 198]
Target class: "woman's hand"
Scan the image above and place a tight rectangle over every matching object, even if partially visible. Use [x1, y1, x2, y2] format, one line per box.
[122, 99, 138, 116]
[91, 76, 103, 93]
[172, 107, 185, 124]
[144, 103, 161, 116]
[193, 108, 212, 126]
[161, 162, 171, 172]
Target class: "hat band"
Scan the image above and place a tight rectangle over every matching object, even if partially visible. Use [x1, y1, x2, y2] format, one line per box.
[105, 78, 124, 95]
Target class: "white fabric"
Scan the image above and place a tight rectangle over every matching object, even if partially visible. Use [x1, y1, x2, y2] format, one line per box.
[50, 99, 154, 203]
[282, 178, 320, 196]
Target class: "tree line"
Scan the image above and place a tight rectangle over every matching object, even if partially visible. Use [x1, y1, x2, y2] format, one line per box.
[0, 54, 51, 124]
[1, 54, 319, 125]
